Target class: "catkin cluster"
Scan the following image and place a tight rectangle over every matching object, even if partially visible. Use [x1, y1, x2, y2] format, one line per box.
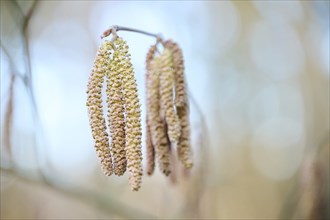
[87, 33, 193, 190]
[87, 38, 142, 191]
[145, 40, 193, 177]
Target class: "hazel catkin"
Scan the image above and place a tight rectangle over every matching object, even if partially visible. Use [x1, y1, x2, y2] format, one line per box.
[164, 40, 186, 108]
[145, 45, 157, 176]
[87, 41, 113, 176]
[106, 41, 127, 176]
[114, 38, 143, 191]
[148, 54, 172, 176]
[158, 49, 181, 145]
[165, 40, 193, 169]
[145, 119, 155, 175]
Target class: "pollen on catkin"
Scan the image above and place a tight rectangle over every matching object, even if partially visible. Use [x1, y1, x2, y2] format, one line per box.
[159, 49, 181, 145]
[164, 40, 186, 107]
[145, 45, 157, 176]
[87, 41, 113, 176]
[176, 106, 193, 168]
[148, 54, 172, 176]
[106, 40, 127, 176]
[146, 120, 155, 175]
[114, 37, 143, 191]
[165, 41, 193, 169]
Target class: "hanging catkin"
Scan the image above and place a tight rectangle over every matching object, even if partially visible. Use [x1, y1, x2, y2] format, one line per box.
[147, 54, 172, 176]
[87, 41, 113, 176]
[164, 40, 186, 107]
[165, 40, 193, 169]
[146, 121, 155, 175]
[145, 45, 157, 176]
[114, 38, 143, 191]
[87, 25, 195, 189]
[176, 106, 193, 169]
[106, 40, 127, 176]
[159, 49, 181, 145]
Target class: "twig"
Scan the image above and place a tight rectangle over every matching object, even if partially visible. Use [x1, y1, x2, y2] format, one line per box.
[2, 74, 15, 158]
[101, 25, 163, 42]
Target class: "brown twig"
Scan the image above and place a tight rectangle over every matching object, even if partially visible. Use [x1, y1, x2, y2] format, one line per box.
[101, 25, 164, 43]
[2, 74, 15, 158]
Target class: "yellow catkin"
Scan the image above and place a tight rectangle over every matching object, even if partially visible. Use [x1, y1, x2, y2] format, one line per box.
[159, 49, 181, 145]
[106, 40, 127, 176]
[164, 40, 186, 107]
[87, 41, 113, 176]
[145, 120, 155, 175]
[177, 106, 193, 168]
[165, 41, 193, 169]
[148, 55, 172, 176]
[114, 38, 143, 191]
[145, 45, 157, 176]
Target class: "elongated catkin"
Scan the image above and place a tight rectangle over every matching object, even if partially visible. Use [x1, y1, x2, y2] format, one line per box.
[177, 106, 192, 168]
[165, 41, 193, 169]
[87, 41, 113, 176]
[114, 38, 143, 191]
[148, 55, 172, 176]
[145, 45, 157, 175]
[164, 40, 186, 107]
[145, 120, 155, 175]
[159, 49, 181, 145]
[106, 41, 127, 176]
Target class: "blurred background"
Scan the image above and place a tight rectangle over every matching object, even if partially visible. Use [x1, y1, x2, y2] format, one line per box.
[1, 0, 329, 219]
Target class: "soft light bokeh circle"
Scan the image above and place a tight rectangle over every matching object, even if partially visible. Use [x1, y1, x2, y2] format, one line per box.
[206, 1, 241, 56]
[253, 0, 304, 23]
[250, 19, 305, 81]
[250, 117, 305, 180]
[248, 84, 305, 127]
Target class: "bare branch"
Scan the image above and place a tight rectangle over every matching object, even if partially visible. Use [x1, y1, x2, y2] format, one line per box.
[101, 25, 162, 41]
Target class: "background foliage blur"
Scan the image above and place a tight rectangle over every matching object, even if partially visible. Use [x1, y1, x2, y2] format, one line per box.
[1, 0, 329, 219]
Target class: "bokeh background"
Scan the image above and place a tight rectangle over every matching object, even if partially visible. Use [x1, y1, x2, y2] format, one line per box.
[1, 0, 329, 219]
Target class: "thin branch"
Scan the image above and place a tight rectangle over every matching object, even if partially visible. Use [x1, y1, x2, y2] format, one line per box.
[186, 89, 210, 218]
[101, 25, 162, 41]
[2, 74, 15, 158]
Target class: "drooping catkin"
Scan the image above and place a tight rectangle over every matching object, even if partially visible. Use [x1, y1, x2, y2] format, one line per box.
[177, 106, 193, 168]
[145, 45, 157, 176]
[165, 41, 193, 169]
[147, 55, 172, 176]
[164, 40, 186, 107]
[114, 38, 143, 191]
[159, 49, 181, 145]
[106, 40, 127, 176]
[145, 120, 155, 175]
[86, 41, 113, 176]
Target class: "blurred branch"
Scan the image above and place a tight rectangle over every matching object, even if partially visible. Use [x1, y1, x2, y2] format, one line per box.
[2, 74, 16, 159]
[1, 167, 156, 219]
[182, 90, 210, 218]
[22, 0, 39, 31]
[279, 135, 330, 219]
